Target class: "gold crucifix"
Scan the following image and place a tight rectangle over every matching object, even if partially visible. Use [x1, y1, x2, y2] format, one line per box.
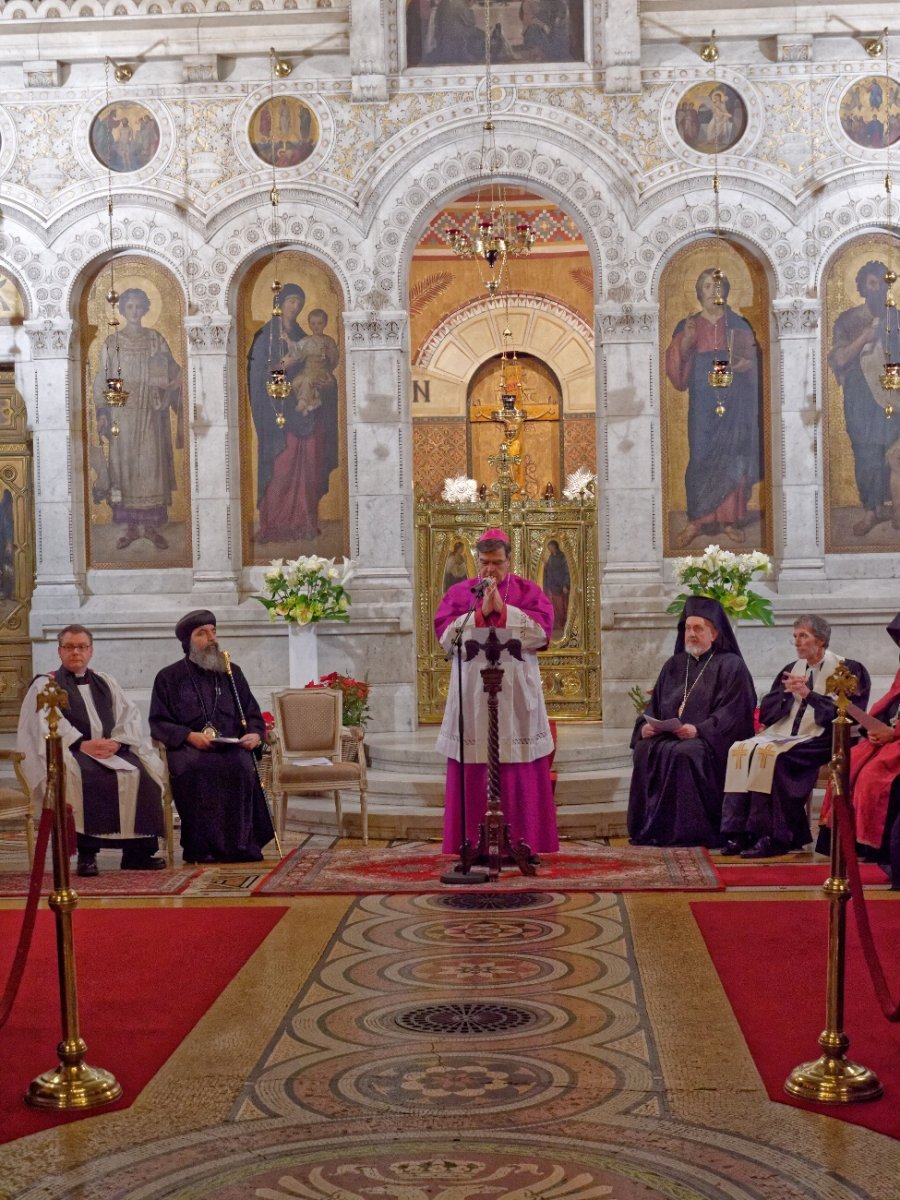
[755, 744, 777, 769]
[826, 661, 859, 724]
[37, 678, 69, 740]
[730, 743, 748, 770]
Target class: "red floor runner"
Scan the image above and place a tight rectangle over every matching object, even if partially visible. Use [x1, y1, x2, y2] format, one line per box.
[719, 863, 888, 889]
[692, 899, 900, 1139]
[0, 905, 286, 1144]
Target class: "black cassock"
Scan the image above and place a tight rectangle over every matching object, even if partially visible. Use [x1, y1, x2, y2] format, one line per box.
[722, 658, 870, 850]
[149, 658, 275, 862]
[628, 648, 756, 847]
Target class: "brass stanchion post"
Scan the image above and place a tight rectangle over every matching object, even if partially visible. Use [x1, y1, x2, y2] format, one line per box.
[25, 679, 123, 1110]
[784, 661, 882, 1104]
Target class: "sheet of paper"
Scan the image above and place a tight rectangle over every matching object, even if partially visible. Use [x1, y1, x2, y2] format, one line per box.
[846, 702, 893, 735]
[92, 754, 138, 772]
[286, 756, 332, 767]
[643, 715, 683, 733]
[212, 737, 242, 744]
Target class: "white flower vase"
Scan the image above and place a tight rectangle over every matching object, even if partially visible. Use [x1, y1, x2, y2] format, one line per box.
[288, 622, 319, 689]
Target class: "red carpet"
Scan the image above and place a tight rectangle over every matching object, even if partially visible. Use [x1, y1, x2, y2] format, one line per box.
[718, 862, 889, 889]
[0, 866, 199, 898]
[254, 841, 723, 894]
[692, 899, 900, 1139]
[0, 905, 286, 1143]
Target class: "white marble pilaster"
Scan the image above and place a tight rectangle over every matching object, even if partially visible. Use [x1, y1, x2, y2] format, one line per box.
[596, 302, 661, 584]
[771, 297, 826, 589]
[349, 0, 388, 101]
[24, 318, 86, 616]
[602, 0, 641, 93]
[184, 314, 240, 598]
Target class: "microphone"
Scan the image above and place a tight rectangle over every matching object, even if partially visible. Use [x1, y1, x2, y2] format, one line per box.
[471, 578, 491, 597]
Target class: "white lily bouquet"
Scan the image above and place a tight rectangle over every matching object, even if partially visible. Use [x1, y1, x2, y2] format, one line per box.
[668, 545, 773, 625]
[255, 555, 355, 625]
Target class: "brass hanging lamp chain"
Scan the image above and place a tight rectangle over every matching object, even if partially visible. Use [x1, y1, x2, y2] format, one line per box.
[101, 56, 128, 424]
[879, 29, 900, 407]
[265, 49, 291, 427]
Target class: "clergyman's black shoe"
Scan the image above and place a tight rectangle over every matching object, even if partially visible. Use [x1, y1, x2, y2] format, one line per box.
[720, 838, 746, 856]
[740, 836, 789, 859]
[77, 857, 99, 877]
[121, 856, 167, 871]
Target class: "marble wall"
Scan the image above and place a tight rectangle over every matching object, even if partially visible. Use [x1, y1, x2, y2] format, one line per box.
[1, 2, 898, 730]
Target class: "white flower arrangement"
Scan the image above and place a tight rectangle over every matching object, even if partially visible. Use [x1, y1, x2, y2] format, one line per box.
[254, 555, 355, 625]
[441, 475, 479, 503]
[668, 544, 773, 625]
[562, 467, 597, 501]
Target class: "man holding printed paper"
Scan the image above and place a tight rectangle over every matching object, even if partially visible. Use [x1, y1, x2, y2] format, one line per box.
[628, 596, 756, 847]
[721, 614, 870, 858]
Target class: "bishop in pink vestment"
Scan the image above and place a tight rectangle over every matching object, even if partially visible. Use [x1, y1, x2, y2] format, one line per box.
[434, 529, 559, 855]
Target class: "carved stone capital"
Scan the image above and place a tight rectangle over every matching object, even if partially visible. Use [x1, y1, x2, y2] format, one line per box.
[351, 73, 389, 103]
[596, 302, 658, 343]
[182, 55, 220, 84]
[24, 319, 74, 359]
[777, 35, 813, 63]
[773, 298, 821, 337]
[185, 315, 232, 353]
[345, 311, 407, 349]
[23, 60, 61, 88]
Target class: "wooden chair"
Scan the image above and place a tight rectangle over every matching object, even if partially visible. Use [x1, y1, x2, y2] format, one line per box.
[271, 688, 368, 845]
[0, 749, 35, 866]
[151, 742, 178, 867]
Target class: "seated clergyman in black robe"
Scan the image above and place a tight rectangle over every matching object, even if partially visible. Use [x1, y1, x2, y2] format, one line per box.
[628, 596, 757, 848]
[149, 609, 275, 864]
[721, 614, 870, 859]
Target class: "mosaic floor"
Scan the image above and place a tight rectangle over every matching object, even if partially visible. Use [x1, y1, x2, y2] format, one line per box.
[0, 835, 898, 1200]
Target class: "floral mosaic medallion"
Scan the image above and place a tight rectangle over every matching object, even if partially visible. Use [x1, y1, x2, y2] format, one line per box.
[16, 1124, 881, 1200]
[382, 950, 569, 989]
[432, 890, 550, 909]
[839, 75, 900, 148]
[90, 102, 160, 171]
[249, 96, 319, 166]
[390, 1000, 544, 1035]
[675, 82, 747, 153]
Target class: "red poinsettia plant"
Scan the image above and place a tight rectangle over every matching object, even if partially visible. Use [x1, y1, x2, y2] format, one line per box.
[304, 671, 370, 729]
[261, 711, 276, 745]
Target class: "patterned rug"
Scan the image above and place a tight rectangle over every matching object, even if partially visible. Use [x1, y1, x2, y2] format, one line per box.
[0, 866, 200, 897]
[253, 840, 723, 895]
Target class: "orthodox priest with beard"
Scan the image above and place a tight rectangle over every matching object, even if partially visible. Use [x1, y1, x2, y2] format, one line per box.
[628, 596, 756, 847]
[149, 610, 275, 863]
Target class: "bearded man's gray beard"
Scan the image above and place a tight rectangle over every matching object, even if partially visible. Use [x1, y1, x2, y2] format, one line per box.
[189, 644, 227, 672]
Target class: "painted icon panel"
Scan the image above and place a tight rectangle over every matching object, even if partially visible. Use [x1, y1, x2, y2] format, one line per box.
[660, 240, 771, 557]
[675, 82, 747, 154]
[90, 103, 160, 172]
[824, 234, 900, 551]
[81, 257, 191, 568]
[839, 76, 900, 149]
[248, 98, 319, 167]
[239, 251, 348, 565]
[406, 0, 584, 68]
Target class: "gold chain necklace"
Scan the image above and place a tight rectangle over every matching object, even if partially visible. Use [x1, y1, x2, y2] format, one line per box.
[678, 648, 716, 718]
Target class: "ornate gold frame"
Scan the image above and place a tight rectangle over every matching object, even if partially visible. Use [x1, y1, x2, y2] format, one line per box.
[414, 485, 601, 723]
[0, 365, 34, 730]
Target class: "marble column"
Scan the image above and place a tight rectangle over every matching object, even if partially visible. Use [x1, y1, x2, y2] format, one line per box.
[184, 314, 240, 599]
[23, 317, 85, 615]
[596, 302, 661, 587]
[342, 309, 417, 730]
[771, 297, 825, 588]
[596, 302, 669, 728]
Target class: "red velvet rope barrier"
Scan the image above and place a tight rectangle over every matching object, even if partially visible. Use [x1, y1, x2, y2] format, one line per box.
[0, 805, 53, 1031]
[833, 785, 900, 1022]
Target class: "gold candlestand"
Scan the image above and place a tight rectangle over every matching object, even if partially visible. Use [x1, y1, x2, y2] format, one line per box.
[784, 661, 882, 1104]
[25, 679, 123, 1111]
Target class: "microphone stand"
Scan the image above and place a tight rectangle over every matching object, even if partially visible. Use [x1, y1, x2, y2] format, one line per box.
[222, 650, 284, 859]
[440, 581, 489, 885]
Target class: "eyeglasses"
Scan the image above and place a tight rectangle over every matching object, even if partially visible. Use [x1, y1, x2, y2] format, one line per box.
[60, 643, 92, 652]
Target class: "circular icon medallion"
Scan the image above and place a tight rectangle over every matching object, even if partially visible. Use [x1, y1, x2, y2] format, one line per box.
[90, 102, 160, 172]
[676, 81, 747, 153]
[249, 97, 319, 167]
